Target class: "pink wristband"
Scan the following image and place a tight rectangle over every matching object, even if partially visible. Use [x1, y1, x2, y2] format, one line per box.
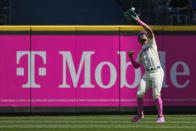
[137, 20, 145, 26]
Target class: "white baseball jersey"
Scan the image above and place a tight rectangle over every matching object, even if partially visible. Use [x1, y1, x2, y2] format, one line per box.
[136, 37, 161, 70]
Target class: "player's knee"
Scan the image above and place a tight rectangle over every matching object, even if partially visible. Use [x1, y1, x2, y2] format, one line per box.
[137, 92, 144, 98]
[153, 93, 161, 99]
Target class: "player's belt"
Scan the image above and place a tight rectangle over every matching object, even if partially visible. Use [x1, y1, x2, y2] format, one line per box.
[146, 66, 161, 72]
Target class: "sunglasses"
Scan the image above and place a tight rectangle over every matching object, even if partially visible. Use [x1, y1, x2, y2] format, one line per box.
[138, 33, 147, 39]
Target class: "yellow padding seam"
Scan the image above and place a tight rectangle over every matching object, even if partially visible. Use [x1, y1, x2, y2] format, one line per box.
[0, 25, 195, 31]
[0, 26, 30, 31]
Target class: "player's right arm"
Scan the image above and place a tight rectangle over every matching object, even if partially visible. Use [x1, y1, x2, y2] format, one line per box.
[128, 50, 140, 69]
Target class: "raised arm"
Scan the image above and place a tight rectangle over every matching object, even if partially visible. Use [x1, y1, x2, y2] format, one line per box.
[135, 17, 154, 39]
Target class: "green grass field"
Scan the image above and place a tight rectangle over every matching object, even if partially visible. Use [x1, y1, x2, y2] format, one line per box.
[0, 114, 196, 131]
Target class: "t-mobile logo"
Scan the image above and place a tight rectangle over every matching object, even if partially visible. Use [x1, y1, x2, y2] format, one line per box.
[16, 51, 46, 88]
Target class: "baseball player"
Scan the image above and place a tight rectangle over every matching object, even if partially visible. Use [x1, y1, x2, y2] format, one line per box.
[127, 16, 165, 123]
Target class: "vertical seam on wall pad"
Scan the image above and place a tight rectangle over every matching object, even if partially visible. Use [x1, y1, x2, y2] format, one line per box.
[118, 26, 121, 111]
[30, 26, 32, 113]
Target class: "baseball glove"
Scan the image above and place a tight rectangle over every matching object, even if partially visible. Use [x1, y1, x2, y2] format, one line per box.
[123, 8, 139, 22]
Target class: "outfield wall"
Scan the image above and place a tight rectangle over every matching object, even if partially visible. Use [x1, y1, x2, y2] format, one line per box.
[0, 26, 196, 113]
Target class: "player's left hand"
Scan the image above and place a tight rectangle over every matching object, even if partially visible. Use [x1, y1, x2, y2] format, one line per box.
[135, 16, 140, 21]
